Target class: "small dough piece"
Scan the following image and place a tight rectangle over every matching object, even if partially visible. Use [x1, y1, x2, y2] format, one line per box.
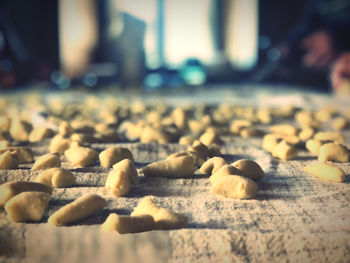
[262, 134, 283, 153]
[58, 121, 74, 137]
[199, 132, 223, 146]
[298, 128, 315, 141]
[0, 151, 19, 169]
[48, 194, 107, 226]
[0, 140, 11, 149]
[31, 153, 61, 171]
[11, 147, 34, 163]
[240, 127, 264, 138]
[304, 162, 345, 183]
[188, 140, 211, 162]
[199, 157, 227, 175]
[318, 143, 349, 163]
[100, 213, 155, 234]
[106, 159, 138, 197]
[140, 126, 170, 144]
[64, 146, 98, 167]
[5, 191, 50, 222]
[272, 140, 297, 160]
[28, 127, 54, 142]
[112, 159, 138, 185]
[172, 108, 188, 131]
[231, 159, 265, 180]
[178, 135, 196, 145]
[305, 139, 323, 156]
[142, 156, 196, 178]
[9, 118, 32, 142]
[210, 175, 258, 199]
[36, 167, 76, 187]
[209, 164, 241, 185]
[0, 181, 52, 207]
[131, 196, 188, 230]
[49, 135, 71, 154]
[230, 120, 252, 134]
[270, 124, 299, 136]
[99, 147, 134, 168]
[313, 131, 345, 144]
[166, 151, 204, 168]
[332, 117, 348, 131]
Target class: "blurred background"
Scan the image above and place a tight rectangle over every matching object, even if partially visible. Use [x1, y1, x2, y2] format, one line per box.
[0, 0, 349, 91]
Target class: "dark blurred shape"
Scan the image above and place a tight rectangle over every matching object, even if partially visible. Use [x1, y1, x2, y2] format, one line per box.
[0, 0, 59, 89]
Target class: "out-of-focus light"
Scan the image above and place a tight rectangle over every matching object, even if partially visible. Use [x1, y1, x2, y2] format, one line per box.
[144, 72, 163, 89]
[259, 35, 271, 50]
[180, 64, 206, 86]
[83, 72, 98, 87]
[51, 70, 71, 89]
[267, 47, 281, 61]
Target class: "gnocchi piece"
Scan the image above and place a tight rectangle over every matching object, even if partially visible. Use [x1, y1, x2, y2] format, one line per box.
[49, 135, 71, 154]
[105, 169, 131, 197]
[58, 121, 74, 137]
[166, 151, 205, 168]
[10, 147, 34, 163]
[100, 213, 155, 234]
[5, 192, 50, 222]
[48, 194, 107, 226]
[112, 159, 138, 185]
[199, 131, 223, 146]
[0, 151, 19, 169]
[64, 146, 98, 167]
[332, 117, 348, 131]
[31, 153, 61, 171]
[36, 167, 76, 187]
[318, 143, 349, 163]
[230, 120, 252, 135]
[272, 140, 297, 160]
[9, 118, 32, 142]
[303, 162, 345, 183]
[0, 181, 52, 207]
[99, 147, 134, 168]
[313, 131, 345, 144]
[298, 127, 315, 141]
[262, 134, 283, 153]
[131, 196, 188, 230]
[0, 140, 11, 149]
[143, 155, 196, 178]
[188, 140, 211, 162]
[209, 164, 240, 185]
[172, 108, 188, 131]
[231, 159, 265, 180]
[270, 124, 299, 136]
[140, 126, 170, 144]
[210, 175, 258, 199]
[305, 139, 323, 156]
[28, 127, 54, 142]
[240, 127, 264, 138]
[199, 157, 227, 175]
[178, 135, 196, 145]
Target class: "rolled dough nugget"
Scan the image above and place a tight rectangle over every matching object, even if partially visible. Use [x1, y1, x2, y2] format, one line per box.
[0, 181, 52, 207]
[112, 159, 138, 185]
[99, 147, 134, 168]
[31, 153, 61, 171]
[199, 157, 227, 175]
[5, 191, 50, 222]
[36, 167, 76, 188]
[142, 155, 196, 178]
[131, 196, 188, 230]
[48, 194, 107, 226]
[231, 159, 265, 180]
[209, 164, 240, 185]
[0, 151, 19, 169]
[64, 146, 98, 167]
[210, 175, 258, 199]
[100, 213, 155, 234]
[304, 162, 345, 183]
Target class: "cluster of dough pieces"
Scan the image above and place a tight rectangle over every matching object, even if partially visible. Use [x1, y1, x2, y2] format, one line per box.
[0, 95, 349, 234]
